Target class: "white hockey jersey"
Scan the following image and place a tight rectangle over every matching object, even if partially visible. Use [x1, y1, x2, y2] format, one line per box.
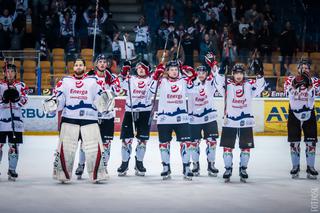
[86, 70, 121, 119]
[213, 73, 266, 128]
[284, 76, 320, 121]
[0, 80, 28, 132]
[120, 75, 152, 112]
[188, 76, 218, 124]
[149, 78, 192, 124]
[134, 25, 150, 44]
[53, 75, 103, 121]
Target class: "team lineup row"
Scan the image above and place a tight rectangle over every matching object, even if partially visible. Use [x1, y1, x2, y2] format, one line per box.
[0, 53, 319, 183]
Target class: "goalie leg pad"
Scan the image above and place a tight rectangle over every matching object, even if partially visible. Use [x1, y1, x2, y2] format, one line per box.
[81, 123, 108, 182]
[53, 123, 80, 182]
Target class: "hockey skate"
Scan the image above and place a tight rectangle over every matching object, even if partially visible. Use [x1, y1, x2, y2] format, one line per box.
[8, 170, 18, 181]
[75, 163, 85, 180]
[161, 163, 171, 180]
[306, 166, 318, 180]
[192, 162, 200, 176]
[239, 167, 248, 183]
[207, 161, 219, 177]
[223, 167, 232, 183]
[134, 157, 146, 176]
[290, 165, 300, 179]
[117, 161, 129, 176]
[183, 163, 194, 181]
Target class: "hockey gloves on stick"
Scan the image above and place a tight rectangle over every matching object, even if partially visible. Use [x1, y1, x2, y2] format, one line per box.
[153, 64, 165, 80]
[2, 87, 20, 103]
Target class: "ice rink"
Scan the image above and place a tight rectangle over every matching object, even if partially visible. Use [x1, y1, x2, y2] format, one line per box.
[0, 135, 319, 213]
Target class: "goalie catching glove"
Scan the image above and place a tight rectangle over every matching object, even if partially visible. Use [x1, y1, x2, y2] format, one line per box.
[94, 90, 116, 113]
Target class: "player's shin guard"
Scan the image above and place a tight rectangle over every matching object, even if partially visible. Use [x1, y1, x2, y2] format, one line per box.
[8, 143, 19, 171]
[159, 142, 170, 165]
[223, 148, 233, 169]
[306, 142, 316, 168]
[240, 149, 250, 168]
[53, 123, 80, 182]
[191, 140, 200, 163]
[81, 124, 108, 182]
[121, 139, 133, 162]
[136, 140, 147, 161]
[290, 142, 300, 167]
[206, 138, 217, 163]
[180, 141, 192, 164]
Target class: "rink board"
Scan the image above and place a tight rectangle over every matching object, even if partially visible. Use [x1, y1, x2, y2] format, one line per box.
[22, 96, 320, 135]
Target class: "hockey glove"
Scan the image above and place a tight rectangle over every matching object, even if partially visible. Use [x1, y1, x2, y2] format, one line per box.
[153, 64, 165, 80]
[205, 52, 217, 69]
[2, 87, 20, 103]
[121, 61, 131, 77]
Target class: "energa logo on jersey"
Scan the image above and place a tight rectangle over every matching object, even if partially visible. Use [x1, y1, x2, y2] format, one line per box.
[236, 89, 244, 98]
[138, 81, 145, 88]
[171, 85, 179, 93]
[199, 88, 206, 96]
[75, 80, 84, 88]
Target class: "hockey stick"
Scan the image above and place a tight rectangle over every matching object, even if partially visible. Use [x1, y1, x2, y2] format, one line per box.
[223, 64, 228, 124]
[123, 35, 136, 133]
[4, 61, 16, 140]
[92, 0, 99, 59]
[148, 36, 169, 126]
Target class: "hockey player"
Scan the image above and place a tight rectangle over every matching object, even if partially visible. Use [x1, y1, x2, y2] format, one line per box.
[148, 60, 197, 180]
[284, 58, 319, 179]
[0, 63, 28, 181]
[188, 65, 219, 177]
[117, 60, 152, 176]
[75, 54, 120, 179]
[210, 60, 266, 182]
[43, 58, 110, 183]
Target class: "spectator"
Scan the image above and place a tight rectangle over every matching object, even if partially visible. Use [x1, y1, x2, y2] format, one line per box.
[112, 31, 121, 64]
[119, 32, 135, 64]
[38, 34, 49, 61]
[156, 21, 169, 50]
[65, 36, 78, 62]
[279, 21, 297, 76]
[0, 24, 6, 50]
[160, 2, 176, 24]
[238, 16, 249, 35]
[199, 33, 214, 64]
[257, 20, 273, 62]
[23, 7, 35, 48]
[0, 8, 17, 32]
[134, 16, 150, 60]
[168, 37, 185, 63]
[236, 27, 256, 63]
[83, 4, 108, 54]
[10, 27, 24, 50]
[58, 7, 77, 47]
[220, 38, 237, 72]
[182, 32, 194, 67]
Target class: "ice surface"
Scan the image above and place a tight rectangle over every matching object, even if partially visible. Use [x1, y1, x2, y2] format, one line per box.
[0, 136, 319, 213]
